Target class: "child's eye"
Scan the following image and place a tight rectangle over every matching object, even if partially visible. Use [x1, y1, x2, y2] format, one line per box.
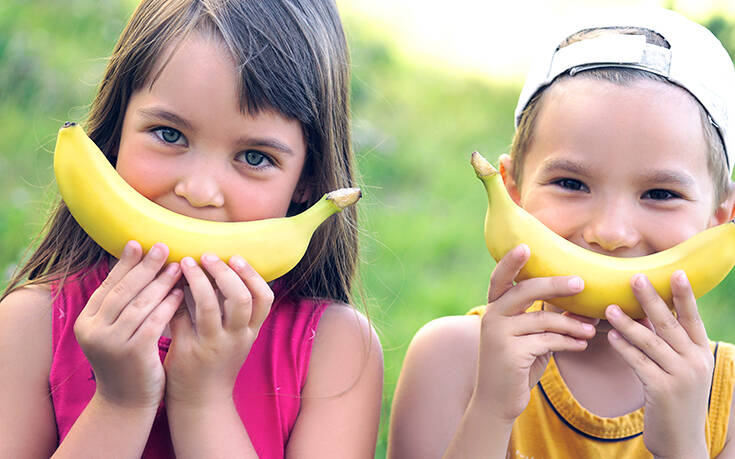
[643, 189, 679, 200]
[153, 127, 186, 146]
[552, 178, 588, 192]
[237, 150, 273, 168]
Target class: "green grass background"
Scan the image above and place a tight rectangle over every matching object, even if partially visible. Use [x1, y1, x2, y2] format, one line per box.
[2, 1, 735, 457]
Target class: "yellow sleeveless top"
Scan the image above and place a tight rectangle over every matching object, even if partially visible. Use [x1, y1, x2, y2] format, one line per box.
[467, 304, 735, 458]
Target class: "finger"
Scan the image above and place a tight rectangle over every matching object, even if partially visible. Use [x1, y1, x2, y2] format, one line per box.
[114, 262, 182, 339]
[495, 275, 584, 317]
[97, 243, 171, 325]
[168, 299, 195, 343]
[607, 328, 663, 385]
[201, 253, 253, 332]
[181, 256, 221, 338]
[130, 288, 184, 345]
[229, 255, 273, 329]
[631, 273, 692, 353]
[84, 240, 143, 316]
[522, 332, 589, 357]
[488, 244, 529, 303]
[512, 310, 596, 339]
[561, 311, 600, 327]
[606, 304, 677, 373]
[670, 270, 709, 347]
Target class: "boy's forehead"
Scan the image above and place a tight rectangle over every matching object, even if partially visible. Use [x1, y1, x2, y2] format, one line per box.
[529, 77, 710, 175]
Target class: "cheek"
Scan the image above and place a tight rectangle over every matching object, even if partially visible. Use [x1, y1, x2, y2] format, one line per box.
[224, 180, 299, 221]
[522, 195, 585, 238]
[644, 216, 704, 251]
[115, 142, 174, 201]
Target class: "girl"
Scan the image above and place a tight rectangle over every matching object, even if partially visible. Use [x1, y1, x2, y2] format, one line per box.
[388, 7, 735, 459]
[0, 0, 383, 457]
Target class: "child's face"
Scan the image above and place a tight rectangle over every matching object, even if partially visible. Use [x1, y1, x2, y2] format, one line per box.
[504, 77, 731, 258]
[115, 34, 307, 223]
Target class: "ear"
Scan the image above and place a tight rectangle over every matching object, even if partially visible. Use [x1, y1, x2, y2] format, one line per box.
[498, 154, 522, 205]
[711, 181, 735, 226]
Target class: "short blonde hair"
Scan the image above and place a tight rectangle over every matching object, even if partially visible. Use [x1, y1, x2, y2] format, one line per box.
[511, 27, 729, 207]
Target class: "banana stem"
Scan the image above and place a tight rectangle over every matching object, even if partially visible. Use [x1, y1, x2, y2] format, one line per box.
[471, 151, 498, 178]
[326, 187, 362, 209]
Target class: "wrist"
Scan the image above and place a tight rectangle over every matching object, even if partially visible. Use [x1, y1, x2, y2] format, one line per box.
[466, 390, 516, 432]
[92, 389, 162, 414]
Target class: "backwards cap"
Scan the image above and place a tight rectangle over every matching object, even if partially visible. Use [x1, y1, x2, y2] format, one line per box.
[515, 7, 735, 173]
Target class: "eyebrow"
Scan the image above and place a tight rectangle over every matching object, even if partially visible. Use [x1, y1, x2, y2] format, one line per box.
[137, 106, 295, 155]
[237, 137, 295, 156]
[137, 107, 194, 131]
[540, 157, 696, 187]
[539, 158, 591, 176]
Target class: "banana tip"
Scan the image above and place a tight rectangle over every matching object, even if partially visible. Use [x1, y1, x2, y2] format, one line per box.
[471, 152, 497, 178]
[327, 187, 361, 209]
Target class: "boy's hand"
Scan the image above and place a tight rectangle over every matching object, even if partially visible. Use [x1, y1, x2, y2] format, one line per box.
[475, 244, 596, 425]
[163, 253, 273, 409]
[75, 241, 183, 410]
[605, 271, 712, 459]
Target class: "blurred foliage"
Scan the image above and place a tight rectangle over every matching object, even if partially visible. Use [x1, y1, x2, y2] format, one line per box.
[2, 2, 735, 458]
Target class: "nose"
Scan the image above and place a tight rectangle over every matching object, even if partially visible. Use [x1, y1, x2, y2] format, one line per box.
[581, 196, 640, 254]
[174, 167, 225, 208]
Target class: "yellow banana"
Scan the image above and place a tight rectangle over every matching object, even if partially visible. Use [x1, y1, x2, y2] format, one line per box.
[472, 151, 735, 319]
[53, 122, 361, 282]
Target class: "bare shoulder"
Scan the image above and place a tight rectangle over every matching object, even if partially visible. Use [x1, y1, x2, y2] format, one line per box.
[0, 284, 57, 456]
[286, 302, 383, 457]
[0, 283, 54, 340]
[305, 301, 383, 396]
[407, 314, 481, 371]
[387, 314, 481, 459]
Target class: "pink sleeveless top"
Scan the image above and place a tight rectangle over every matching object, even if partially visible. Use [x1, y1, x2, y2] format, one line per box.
[49, 262, 328, 458]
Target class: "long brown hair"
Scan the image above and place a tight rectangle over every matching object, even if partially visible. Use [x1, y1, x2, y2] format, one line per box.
[2, 0, 359, 305]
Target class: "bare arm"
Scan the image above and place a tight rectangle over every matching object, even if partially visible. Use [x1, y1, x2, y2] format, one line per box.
[0, 286, 159, 459]
[0, 286, 57, 458]
[285, 303, 383, 458]
[387, 315, 483, 459]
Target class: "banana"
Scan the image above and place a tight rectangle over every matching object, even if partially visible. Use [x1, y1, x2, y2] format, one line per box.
[53, 122, 361, 282]
[471, 151, 735, 319]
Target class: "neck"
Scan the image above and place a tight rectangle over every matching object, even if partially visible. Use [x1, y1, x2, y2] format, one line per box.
[553, 320, 645, 417]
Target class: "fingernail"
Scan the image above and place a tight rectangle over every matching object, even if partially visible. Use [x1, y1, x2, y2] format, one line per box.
[607, 304, 622, 317]
[165, 263, 180, 277]
[516, 244, 529, 259]
[609, 329, 620, 340]
[633, 274, 646, 289]
[149, 245, 164, 260]
[230, 255, 246, 270]
[675, 270, 688, 288]
[568, 277, 584, 292]
[182, 257, 197, 268]
[122, 241, 134, 257]
[201, 253, 218, 264]
[582, 323, 596, 333]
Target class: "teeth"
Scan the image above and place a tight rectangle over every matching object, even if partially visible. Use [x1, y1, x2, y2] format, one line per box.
[53, 123, 360, 282]
[472, 151, 735, 319]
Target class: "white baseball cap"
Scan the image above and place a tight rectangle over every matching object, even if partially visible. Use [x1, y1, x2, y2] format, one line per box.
[515, 7, 735, 173]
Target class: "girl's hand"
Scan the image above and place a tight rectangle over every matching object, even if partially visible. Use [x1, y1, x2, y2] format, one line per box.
[74, 241, 184, 409]
[605, 271, 712, 459]
[475, 244, 596, 424]
[164, 253, 273, 408]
